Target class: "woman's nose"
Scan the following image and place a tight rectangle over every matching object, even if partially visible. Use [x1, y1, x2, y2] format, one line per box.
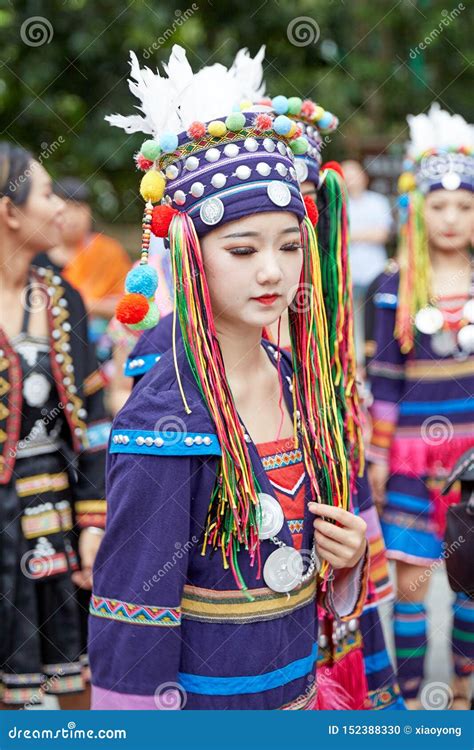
[256, 250, 283, 285]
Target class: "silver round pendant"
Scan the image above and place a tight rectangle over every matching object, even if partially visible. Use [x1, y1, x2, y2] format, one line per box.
[295, 159, 308, 183]
[441, 171, 461, 191]
[457, 324, 474, 353]
[462, 299, 474, 324]
[199, 197, 224, 226]
[256, 493, 284, 540]
[267, 181, 291, 207]
[263, 547, 303, 593]
[415, 306, 444, 335]
[430, 329, 458, 357]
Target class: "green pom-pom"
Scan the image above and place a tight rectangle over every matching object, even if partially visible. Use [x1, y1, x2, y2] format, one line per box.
[140, 140, 161, 160]
[128, 301, 160, 331]
[225, 112, 246, 132]
[290, 137, 308, 155]
[287, 97, 303, 115]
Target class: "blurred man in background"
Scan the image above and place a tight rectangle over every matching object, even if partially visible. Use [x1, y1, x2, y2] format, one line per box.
[342, 160, 393, 364]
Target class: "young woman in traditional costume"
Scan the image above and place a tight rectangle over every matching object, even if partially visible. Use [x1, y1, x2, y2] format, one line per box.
[0, 144, 109, 708]
[89, 46, 368, 710]
[367, 104, 474, 709]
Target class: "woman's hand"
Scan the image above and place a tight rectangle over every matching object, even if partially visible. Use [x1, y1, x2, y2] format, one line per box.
[308, 502, 367, 570]
[367, 462, 390, 513]
[71, 528, 104, 590]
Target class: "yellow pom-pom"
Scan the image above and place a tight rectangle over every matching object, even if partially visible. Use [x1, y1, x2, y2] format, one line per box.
[398, 172, 416, 193]
[140, 170, 166, 203]
[239, 99, 252, 111]
[208, 120, 227, 137]
[311, 105, 325, 121]
[288, 122, 298, 138]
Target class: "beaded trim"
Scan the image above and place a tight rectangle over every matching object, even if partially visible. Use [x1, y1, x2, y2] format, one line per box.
[0, 329, 22, 483]
[109, 429, 222, 456]
[34, 267, 88, 452]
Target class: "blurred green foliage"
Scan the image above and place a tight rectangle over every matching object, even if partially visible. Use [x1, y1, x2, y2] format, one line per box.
[0, 0, 472, 223]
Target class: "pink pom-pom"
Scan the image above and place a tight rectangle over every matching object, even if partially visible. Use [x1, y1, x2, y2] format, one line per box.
[187, 121, 206, 139]
[301, 100, 316, 118]
[293, 124, 303, 138]
[254, 113, 273, 132]
[135, 153, 154, 171]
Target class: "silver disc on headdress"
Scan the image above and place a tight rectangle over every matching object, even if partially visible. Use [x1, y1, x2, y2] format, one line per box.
[256, 493, 284, 540]
[415, 306, 444, 335]
[200, 197, 224, 226]
[457, 324, 474, 353]
[267, 181, 291, 207]
[462, 299, 474, 324]
[295, 159, 309, 183]
[263, 547, 303, 593]
[441, 172, 461, 191]
[430, 329, 458, 357]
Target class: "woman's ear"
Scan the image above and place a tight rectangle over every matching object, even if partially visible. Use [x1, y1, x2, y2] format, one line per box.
[0, 195, 21, 230]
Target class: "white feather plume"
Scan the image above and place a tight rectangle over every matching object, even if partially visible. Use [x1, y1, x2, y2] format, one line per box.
[231, 46, 266, 102]
[407, 102, 473, 158]
[105, 44, 267, 138]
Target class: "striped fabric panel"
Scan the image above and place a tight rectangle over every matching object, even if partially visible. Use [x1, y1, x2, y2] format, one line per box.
[405, 357, 474, 381]
[181, 575, 317, 624]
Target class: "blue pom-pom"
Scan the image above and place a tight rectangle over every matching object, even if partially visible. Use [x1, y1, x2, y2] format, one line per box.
[125, 265, 158, 298]
[159, 132, 179, 153]
[399, 194, 409, 208]
[274, 115, 292, 135]
[317, 111, 333, 129]
[272, 95, 289, 115]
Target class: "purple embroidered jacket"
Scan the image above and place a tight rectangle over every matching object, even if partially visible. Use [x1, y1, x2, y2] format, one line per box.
[89, 339, 368, 710]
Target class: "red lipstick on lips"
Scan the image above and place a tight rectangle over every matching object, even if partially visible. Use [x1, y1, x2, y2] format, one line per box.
[252, 294, 280, 306]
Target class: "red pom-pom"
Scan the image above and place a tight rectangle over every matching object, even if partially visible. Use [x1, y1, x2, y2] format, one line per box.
[322, 160, 345, 179]
[303, 195, 319, 226]
[135, 153, 154, 171]
[116, 293, 149, 324]
[254, 113, 273, 132]
[293, 124, 303, 138]
[150, 205, 179, 237]
[301, 100, 316, 118]
[187, 121, 206, 139]
[257, 97, 272, 107]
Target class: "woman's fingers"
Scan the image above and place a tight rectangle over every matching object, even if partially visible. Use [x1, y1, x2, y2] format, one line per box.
[308, 502, 367, 533]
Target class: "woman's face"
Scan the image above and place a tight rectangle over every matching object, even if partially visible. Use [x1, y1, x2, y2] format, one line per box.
[10, 162, 65, 253]
[200, 211, 303, 331]
[300, 180, 317, 201]
[424, 188, 473, 254]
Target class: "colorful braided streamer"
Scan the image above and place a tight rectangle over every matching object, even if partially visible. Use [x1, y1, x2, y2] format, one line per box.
[316, 170, 364, 482]
[168, 210, 352, 587]
[395, 190, 430, 354]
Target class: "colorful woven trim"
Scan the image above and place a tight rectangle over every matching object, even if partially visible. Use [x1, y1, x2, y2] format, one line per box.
[181, 575, 316, 624]
[89, 594, 181, 627]
[86, 420, 111, 451]
[261, 447, 302, 471]
[367, 682, 403, 710]
[21, 506, 73, 539]
[279, 677, 318, 710]
[16, 472, 69, 497]
[75, 499, 106, 529]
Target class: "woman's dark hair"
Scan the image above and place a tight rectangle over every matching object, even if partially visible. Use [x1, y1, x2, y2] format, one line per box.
[53, 177, 90, 204]
[0, 142, 34, 205]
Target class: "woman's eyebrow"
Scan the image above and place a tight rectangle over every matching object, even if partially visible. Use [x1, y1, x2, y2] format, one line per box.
[220, 226, 300, 239]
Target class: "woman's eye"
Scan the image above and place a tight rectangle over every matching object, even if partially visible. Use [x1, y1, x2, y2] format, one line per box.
[280, 242, 302, 252]
[229, 247, 256, 256]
